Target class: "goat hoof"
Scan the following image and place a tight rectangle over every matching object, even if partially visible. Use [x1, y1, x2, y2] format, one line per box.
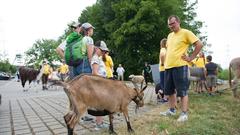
[67, 128, 73, 135]
[109, 130, 117, 135]
[128, 128, 134, 133]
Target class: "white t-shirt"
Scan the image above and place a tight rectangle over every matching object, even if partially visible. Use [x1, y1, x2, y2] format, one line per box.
[82, 36, 94, 47]
[91, 54, 106, 77]
[116, 67, 125, 76]
[58, 40, 67, 50]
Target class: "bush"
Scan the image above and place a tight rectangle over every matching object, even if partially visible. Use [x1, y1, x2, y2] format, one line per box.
[218, 69, 229, 80]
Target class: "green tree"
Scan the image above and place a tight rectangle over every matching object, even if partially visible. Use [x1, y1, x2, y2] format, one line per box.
[0, 59, 17, 74]
[25, 39, 60, 68]
[79, 0, 206, 77]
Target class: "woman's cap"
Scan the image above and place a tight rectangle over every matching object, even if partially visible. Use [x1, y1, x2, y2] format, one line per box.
[96, 41, 109, 51]
[81, 22, 95, 30]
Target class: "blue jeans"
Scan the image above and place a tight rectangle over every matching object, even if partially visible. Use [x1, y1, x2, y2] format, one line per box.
[73, 59, 92, 77]
[68, 66, 74, 79]
[160, 71, 165, 91]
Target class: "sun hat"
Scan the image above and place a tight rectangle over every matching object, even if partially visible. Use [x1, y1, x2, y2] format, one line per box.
[95, 41, 109, 51]
[69, 22, 81, 28]
[81, 22, 95, 30]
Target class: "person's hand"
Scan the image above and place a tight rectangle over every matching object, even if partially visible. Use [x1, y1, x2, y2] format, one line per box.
[181, 54, 194, 62]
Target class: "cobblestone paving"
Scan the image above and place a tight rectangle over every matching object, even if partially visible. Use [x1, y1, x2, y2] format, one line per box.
[0, 80, 156, 135]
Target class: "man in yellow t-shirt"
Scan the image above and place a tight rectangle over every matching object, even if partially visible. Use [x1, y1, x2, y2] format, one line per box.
[41, 61, 52, 90]
[59, 61, 69, 81]
[160, 15, 203, 122]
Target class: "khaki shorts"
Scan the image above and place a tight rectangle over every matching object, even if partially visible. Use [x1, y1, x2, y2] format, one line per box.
[206, 75, 217, 88]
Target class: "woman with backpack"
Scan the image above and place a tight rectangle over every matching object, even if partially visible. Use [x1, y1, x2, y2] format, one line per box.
[72, 22, 95, 76]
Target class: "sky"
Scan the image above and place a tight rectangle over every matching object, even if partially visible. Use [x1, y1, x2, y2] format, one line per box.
[0, 0, 240, 69]
[0, 0, 96, 65]
[196, 0, 240, 68]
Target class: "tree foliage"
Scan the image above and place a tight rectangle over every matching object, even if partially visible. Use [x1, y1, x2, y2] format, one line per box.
[79, 0, 206, 76]
[24, 0, 206, 78]
[25, 39, 60, 68]
[0, 59, 17, 74]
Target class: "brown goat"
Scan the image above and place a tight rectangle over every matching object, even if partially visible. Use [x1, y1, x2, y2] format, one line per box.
[229, 57, 240, 97]
[55, 74, 147, 135]
[19, 67, 41, 91]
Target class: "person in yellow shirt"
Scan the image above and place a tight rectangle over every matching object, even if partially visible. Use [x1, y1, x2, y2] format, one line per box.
[41, 61, 52, 90]
[192, 52, 205, 68]
[192, 52, 207, 93]
[157, 38, 168, 103]
[160, 15, 203, 122]
[102, 51, 114, 79]
[59, 61, 69, 81]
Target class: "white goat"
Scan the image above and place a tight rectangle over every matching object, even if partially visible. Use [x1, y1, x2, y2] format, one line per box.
[129, 74, 145, 90]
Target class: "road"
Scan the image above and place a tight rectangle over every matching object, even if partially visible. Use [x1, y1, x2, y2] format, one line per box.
[0, 80, 157, 135]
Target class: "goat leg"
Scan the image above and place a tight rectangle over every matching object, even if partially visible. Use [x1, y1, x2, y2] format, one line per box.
[127, 121, 134, 133]
[123, 110, 134, 133]
[64, 114, 74, 135]
[109, 114, 117, 135]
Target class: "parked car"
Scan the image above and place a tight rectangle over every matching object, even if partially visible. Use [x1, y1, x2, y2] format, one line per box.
[0, 72, 10, 80]
[217, 79, 224, 85]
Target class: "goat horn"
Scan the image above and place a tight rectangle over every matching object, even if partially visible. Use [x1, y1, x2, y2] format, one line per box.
[134, 88, 139, 95]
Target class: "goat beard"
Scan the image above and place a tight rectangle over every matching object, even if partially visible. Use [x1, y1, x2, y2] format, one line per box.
[135, 105, 139, 114]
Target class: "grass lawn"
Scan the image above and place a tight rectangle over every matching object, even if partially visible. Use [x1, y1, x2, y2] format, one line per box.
[99, 86, 240, 135]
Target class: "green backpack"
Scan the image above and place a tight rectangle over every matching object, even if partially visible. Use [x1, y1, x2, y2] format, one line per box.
[64, 35, 87, 67]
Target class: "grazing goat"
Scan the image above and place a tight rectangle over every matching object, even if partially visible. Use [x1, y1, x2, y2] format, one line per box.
[19, 67, 41, 91]
[54, 74, 147, 135]
[129, 74, 146, 90]
[229, 57, 240, 98]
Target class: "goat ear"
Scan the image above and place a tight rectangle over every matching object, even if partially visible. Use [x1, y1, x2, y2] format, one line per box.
[50, 80, 68, 89]
[140, 85, 147, 93]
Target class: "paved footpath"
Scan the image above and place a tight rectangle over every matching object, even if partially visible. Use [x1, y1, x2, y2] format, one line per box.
[0, 80, 157, 135]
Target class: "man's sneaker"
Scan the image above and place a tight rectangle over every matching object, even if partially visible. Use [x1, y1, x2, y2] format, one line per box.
[81, 116, 93, 121]
[160, 109, 176, 116]
[160, 99, 168, 103]
[177, 112, 188, 122]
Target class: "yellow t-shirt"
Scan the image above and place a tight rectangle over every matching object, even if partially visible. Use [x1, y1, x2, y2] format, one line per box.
[43, 64, 51, 75]
[165, 29, 199, 69]
[104, 55, 114, 78]
[59, 64, 69, 74]
[192, 57, 205, 68]
[187, 61, 194, 67]
[159, 48, 166, 71]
